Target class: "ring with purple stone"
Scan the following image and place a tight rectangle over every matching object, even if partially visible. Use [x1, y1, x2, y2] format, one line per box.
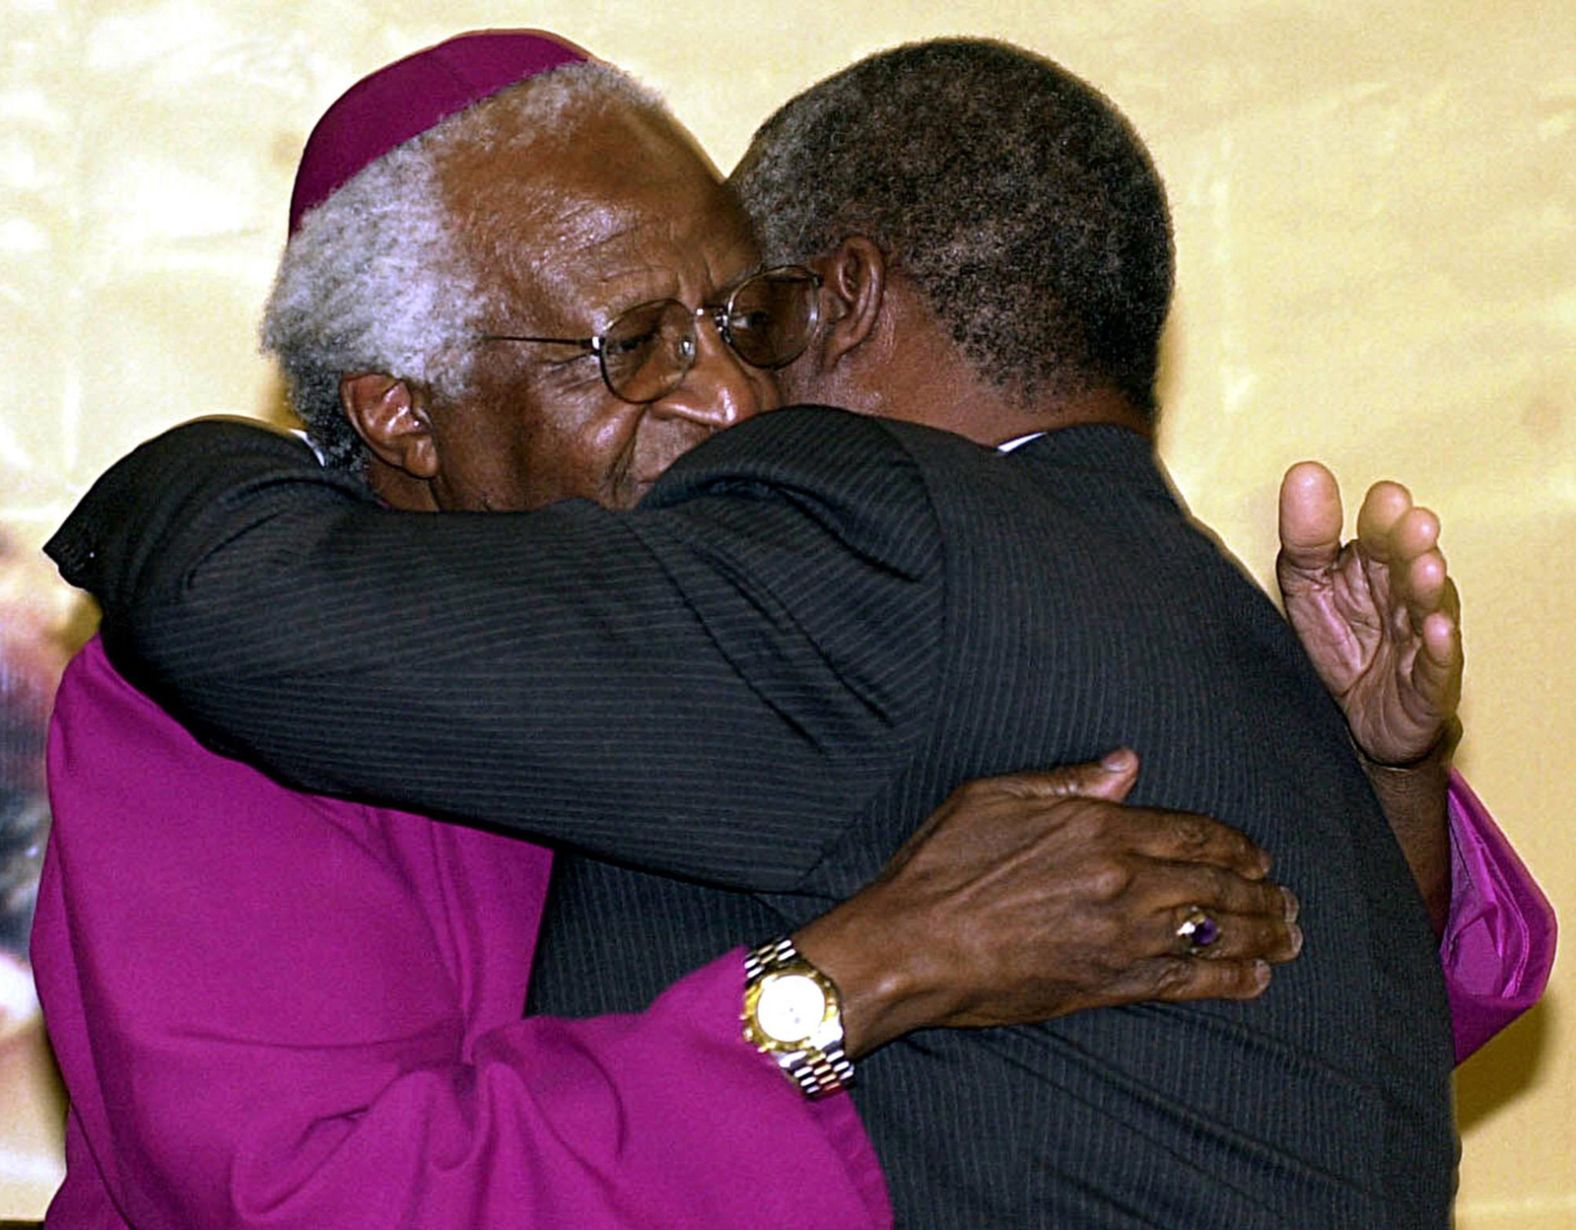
[1175, 907, 1221, 954]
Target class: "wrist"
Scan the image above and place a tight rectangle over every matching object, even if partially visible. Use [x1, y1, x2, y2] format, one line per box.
[1355, 716, 1462, 776]
[1356, 719, 1457, 937]
[791, 905, 950, 1058]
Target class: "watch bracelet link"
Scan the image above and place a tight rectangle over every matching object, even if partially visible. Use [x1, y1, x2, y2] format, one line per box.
[744, 937, 855, 1098]
[786, 1040, 856, 1099]
[743, 935, 802, 981]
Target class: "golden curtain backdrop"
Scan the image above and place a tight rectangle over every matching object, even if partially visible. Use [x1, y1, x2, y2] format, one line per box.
[2, 1, 1570, 1222]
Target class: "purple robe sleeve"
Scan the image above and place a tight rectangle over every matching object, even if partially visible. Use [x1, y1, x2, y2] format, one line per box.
[33, 640, 891, 1228]
[1442, 771, 1557, 1063]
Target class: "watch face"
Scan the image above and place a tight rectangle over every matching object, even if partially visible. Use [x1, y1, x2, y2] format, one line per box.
[755, 972, 828, 1044]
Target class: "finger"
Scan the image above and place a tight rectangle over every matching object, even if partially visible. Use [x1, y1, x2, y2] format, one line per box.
[1145, 958, 1275, 1003]
[1138, 860, 1295, 920]
[1355, 480, 1414, 562]
[1421, 608, 1461, 668]
[1399, 548, 1448, 627]
[1171, 907, 1303, 965]
[1424, 570, 1468, 652]
[1277, 462, 1343, 571]
[1385, 547, 1446, 641]
[1414, 610, 1463, 712]
[1124, 809, 1272, 878]
[1406, 567, 1462, 679]
[990, 749, 1140, 804]
[1385, 504, 1441, 565]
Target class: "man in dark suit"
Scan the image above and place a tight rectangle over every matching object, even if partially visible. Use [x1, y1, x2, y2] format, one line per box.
[51, 38, 1457, 1228]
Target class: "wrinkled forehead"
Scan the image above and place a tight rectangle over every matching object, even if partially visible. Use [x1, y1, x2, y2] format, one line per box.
[437, 105, 759, 317]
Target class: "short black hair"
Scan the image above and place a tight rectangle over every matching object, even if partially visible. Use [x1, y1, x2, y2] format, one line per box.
[730, 38, 1174, 418]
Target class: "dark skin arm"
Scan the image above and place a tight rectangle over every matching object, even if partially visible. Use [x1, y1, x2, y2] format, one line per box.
[1278, 464, 1463, 934]
[1355, 726, 1459, 937]
[794, 749, 1300, 1057]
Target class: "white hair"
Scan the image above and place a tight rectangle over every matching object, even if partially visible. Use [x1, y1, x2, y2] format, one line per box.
[261, 61, 666, 471]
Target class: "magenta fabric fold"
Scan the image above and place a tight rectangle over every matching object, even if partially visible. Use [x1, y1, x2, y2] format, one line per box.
[1442, 771, 1558, 1062]
[33, 638, 890, 1227]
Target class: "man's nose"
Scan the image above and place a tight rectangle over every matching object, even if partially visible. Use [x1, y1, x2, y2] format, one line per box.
[650, 315, 777, 428]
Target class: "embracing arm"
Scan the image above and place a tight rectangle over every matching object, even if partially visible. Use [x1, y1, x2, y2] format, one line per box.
[47, 412, 943, 890]
[802, 749, 1301, 1053]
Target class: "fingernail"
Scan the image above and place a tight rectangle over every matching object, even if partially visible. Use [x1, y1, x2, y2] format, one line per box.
[1281, 888, 1300, 923]
[1101, 748, 1134, 772]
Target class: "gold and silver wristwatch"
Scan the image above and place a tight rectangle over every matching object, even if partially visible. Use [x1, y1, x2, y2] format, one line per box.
[742, 937, 855, 1099]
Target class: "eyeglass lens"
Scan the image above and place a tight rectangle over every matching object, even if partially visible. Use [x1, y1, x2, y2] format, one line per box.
[722, 270, 818, 369]
[599, 268, 818, 402]
[600, 301, 697, 405]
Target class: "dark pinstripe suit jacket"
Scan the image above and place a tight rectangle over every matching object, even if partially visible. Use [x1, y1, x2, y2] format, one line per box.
[51, 408, 1454, 1229]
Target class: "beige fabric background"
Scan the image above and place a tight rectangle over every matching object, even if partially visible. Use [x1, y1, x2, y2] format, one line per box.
[1, 1, 1570, 1221]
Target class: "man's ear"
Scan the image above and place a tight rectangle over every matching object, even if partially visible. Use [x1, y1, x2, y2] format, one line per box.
[815, 235, 887, 370]
[339, 373, 439, 480]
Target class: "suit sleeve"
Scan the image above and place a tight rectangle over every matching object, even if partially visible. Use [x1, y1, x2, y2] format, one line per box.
[1441, 772, 1557, 1062]
[44, 412, 946, 890]
[34, 646, 891, 1229]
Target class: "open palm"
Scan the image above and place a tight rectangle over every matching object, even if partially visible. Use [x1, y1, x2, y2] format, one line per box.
[1277, 463, 1462, 765]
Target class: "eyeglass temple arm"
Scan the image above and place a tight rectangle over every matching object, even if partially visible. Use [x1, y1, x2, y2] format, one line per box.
[476, 333, 601, 353]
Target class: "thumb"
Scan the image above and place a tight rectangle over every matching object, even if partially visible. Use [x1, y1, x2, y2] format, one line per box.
[1277, 461, 1343, 574]
[1004, 748, 1139, 803]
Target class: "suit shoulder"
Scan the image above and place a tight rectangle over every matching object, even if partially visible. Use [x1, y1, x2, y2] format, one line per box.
[645, 405, 986, 507]
[638, 406, 950, 583]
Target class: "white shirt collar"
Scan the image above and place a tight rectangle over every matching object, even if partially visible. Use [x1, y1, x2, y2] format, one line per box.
[996, 432, 1045, 454]
[290, 428, 331, 466]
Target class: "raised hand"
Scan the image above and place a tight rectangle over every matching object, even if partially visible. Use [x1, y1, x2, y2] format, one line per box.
[794, 750, 1301, 1056]
[1277, 462, 1462, 766]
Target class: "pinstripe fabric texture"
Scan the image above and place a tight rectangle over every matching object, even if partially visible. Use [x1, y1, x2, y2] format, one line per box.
[50, 409, 1455, 1229]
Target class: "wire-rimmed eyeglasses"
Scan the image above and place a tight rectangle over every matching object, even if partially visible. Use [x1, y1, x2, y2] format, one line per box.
[476, 265, 822, 405]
